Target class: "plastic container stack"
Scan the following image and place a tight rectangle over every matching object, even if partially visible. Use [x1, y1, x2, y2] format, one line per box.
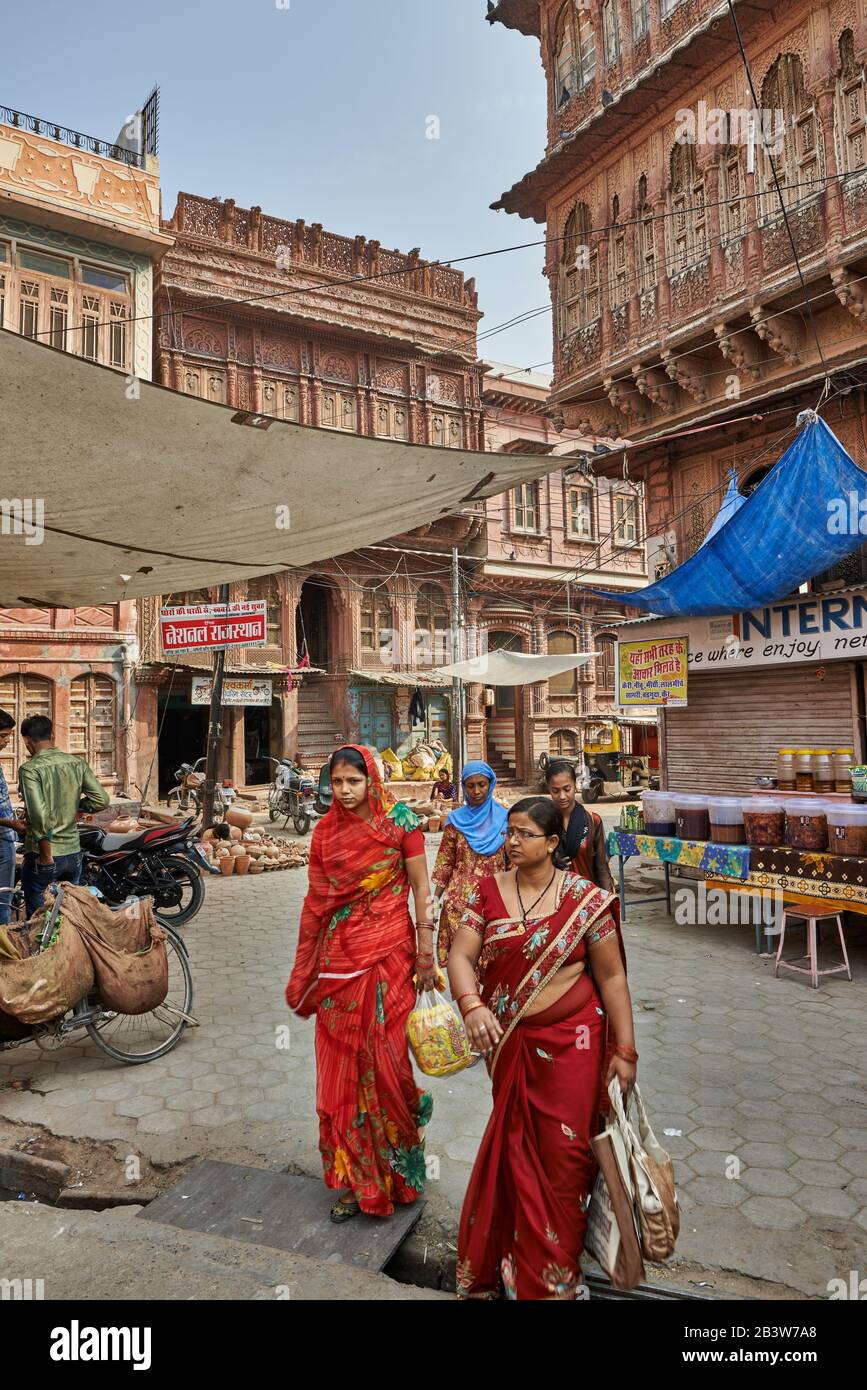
[707, 797, 746, 844]
[674, 794, 710, 842]
[826, 802, 867, 856]
[742, 798, 786, 848]
[784, 799, 829, 852]
[641, 791, 676, 837]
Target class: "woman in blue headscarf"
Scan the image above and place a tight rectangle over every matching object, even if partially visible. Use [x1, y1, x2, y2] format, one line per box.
[432, 761, 508, 968]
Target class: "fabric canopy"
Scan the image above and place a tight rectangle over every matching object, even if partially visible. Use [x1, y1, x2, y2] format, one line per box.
[594, 414, 867, 617]
[0, 330, 561, 608]
[436, 650, 596, 685]
[701, 468, 746, 548]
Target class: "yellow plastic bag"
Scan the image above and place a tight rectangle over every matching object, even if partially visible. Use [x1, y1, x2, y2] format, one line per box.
[406, 989, 474, 1077]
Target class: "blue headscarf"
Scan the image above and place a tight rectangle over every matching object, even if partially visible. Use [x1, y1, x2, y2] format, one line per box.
[447, 760, 508, 857]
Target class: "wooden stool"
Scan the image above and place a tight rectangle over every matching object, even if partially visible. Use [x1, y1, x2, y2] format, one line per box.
[775, 906, 853, 989]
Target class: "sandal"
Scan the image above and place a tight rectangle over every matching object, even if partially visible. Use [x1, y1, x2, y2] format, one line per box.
[330, 1195, 360, 1224]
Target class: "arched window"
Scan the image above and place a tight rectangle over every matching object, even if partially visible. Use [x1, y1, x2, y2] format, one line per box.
[667, 143, 707, 274]
[246, 575, 282, 648]
[69, 674, 116, 780]
[548, 631, 579, 697]
[560, 202, 600, 336]
[554, 2, 596, 105]
[836, 30, 867, 174]
[721, 146, 745, 241]
[759, 54, 824, 219]
[608, 196, 628, 309]
[0, 673, 52, 790]
[414, 583, 450, 665]
[360, 586, 394, 662]
[550, 728, 579, 757]
[636, 175, 656, 291]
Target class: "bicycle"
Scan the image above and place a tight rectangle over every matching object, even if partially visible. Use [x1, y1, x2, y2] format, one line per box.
[0, 885, 195, 1065]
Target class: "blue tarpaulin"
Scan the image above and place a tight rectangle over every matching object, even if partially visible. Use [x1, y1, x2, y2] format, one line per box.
[595, 414, 867, 617]
[701, 468, 746, 548]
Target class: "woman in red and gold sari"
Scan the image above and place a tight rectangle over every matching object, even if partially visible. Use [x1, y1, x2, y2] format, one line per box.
[286, 746, 438, 1223]
[448, 796, 637, 1301]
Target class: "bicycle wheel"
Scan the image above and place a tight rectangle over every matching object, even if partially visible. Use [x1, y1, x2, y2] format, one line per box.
[85, 926, 194, 1064]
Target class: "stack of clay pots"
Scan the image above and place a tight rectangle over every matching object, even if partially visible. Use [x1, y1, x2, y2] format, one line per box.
[198, 825, 310, 877]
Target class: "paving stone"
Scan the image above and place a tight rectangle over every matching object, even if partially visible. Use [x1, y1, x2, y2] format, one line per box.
[789, 1159, 850, 1188]
[739, 1168, 800, 1198]
[834, 1128, 867, 1151]
[735, 1141, 798, 1169]
[114, 1096, 166, 1119]
[136, 1111, 189, 1135]
[839, 1150, 867, 1178]
[793, 1186, 859, 1219]
[688, 1127, 743, 1151]
[165, 1092, 216, 1112]
[787, 1134, 842, 1161]
[679, 1176, 748, 1207]
[189, 1106, 243, 1127]
[740, 1196, 804, 1230]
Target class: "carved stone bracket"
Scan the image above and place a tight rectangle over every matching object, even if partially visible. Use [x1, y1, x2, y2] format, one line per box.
[713, 321, 762, 381]
[748, 305, 801, 366]
[831, 264, 867, 321]
[632, 364, 677, 413]
[604, 376, 651, 424]
[660, 349, 707, 402]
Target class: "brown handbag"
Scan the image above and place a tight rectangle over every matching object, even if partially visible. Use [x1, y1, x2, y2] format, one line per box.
[610, 1081, 680, 1263]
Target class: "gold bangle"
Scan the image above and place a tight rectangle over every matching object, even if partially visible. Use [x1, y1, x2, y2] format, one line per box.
[462, 1002, 485, 1021]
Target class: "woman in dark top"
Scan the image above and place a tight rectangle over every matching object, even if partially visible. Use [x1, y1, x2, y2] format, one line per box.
[545, 759, 613, 892]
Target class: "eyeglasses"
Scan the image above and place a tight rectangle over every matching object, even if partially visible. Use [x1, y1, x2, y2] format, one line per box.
[506, 828, 548, 843]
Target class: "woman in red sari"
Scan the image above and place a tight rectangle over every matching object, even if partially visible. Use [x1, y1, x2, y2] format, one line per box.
[286, 746, 437, 1222]
[448, 796, 636, 1300]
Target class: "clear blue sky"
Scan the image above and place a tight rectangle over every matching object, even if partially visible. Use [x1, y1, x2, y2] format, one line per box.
[2, 0, 552, 371]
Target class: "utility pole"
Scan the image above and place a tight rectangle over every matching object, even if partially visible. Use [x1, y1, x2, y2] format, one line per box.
[450, 546, 465, 779]
[201, 582, 230, 833]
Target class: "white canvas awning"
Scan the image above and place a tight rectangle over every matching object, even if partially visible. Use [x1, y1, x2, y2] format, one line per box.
[436, 650, 597, 685]
[0, 330, 563, 608]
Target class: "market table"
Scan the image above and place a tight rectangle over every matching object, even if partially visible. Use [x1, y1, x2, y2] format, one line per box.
[607, 829, 751, 923]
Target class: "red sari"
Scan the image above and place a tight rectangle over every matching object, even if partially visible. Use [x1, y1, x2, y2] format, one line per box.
[455, 871, 624, 1300]
[286, 746, 432, 1217]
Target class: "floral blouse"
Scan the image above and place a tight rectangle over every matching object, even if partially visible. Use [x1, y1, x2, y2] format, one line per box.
[432, 823, 507, 967]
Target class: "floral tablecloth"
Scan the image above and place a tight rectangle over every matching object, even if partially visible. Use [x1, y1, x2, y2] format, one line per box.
[608, 829, 751, 881]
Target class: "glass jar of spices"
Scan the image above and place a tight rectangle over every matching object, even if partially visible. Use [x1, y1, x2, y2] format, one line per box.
[795, 749, 814, 792]
[776, 749, 797, 791]
[811, 750, 835, 795]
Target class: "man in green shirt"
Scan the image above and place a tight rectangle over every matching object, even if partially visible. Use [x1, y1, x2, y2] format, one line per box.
[18, 714, 110, 918]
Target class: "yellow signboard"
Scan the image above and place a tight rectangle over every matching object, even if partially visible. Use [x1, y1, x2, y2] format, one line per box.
[618, 637, 688, 708]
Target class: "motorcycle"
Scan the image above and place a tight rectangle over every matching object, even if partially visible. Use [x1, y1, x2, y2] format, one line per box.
[78, 816, 212, 926]
[168, 757, 237, 824]
[267, 757, 317, 836]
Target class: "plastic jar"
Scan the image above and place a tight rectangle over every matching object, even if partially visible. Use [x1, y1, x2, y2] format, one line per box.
[674, 794, 710, 842]
[795, 750, 814, 792]
[811, 750, 835, 795]
[742, 798, 786, 848]
[707, 796, 746, 844]
[784, 799, 829, 852]
[826, 802, 867, 857]
[776, 749, 797, 791]
[834, 748, 854, 794]
[641, 791, 676, 837]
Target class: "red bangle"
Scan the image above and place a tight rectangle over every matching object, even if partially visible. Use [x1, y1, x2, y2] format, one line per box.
[456, 990, 480, 1006]
[462, 1002, 485, 1021]
[615, 1044, 639, 1062]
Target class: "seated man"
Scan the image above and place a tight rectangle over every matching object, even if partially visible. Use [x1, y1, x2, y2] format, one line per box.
[17, 714, 110, 919]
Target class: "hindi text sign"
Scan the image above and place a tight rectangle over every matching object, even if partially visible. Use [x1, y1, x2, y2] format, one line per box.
[160, 603, 267, 655]
[618, 636, 688, 708]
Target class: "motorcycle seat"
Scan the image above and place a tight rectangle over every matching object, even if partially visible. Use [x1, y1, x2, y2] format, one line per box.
[101, 832, 144, 852]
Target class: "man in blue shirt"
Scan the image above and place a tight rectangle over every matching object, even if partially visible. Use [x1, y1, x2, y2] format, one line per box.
[0, 710, 27, 925]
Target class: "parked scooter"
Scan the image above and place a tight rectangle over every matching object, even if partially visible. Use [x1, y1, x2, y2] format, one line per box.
[78, 816, 210, 926]
[168, 757, 237, 825]
[267, 758, 317, 836]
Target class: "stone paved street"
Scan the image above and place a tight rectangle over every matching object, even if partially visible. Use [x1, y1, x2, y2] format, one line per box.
[1, 834, 866, 1298]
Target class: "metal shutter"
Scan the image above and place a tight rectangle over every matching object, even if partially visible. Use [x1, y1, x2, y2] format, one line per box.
[663, 663, 859, 793]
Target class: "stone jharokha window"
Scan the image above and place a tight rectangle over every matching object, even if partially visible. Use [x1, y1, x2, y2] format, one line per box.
[758, 54, 824, 219]
[608, 196, 628, 309]
[666, 144, 707, 274]
[512, 481, 540, 532]
[414, 583, 450, 664]
[602, 0, 620, 66]
[0, 241, 131, 370]
[560, 203, 600, 336]
[554, 1, 596, 105]
[836, 31, 867, 175]
[636, 176, 656, 290]
[360, 586, 394, 661]
[246, 575, 282, 648]
[69, 675, 116, 781]
[614, 492, 641, 545]
[548, 631, 579, 697]
[631, 0, 649, 42]
[0, 673, 52, 789]
[721, 147, 745, 241]
[567, 483, 595, 539]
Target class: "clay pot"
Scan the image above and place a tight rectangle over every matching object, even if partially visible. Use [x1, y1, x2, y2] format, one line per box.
[219, 857, 235, 877]
[234, 854, 251, 876]
[226, 806, 254, 830]
[228, 826, 243, 842]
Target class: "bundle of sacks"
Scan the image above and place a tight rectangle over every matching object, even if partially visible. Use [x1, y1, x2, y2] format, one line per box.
[382, 741, 452, 783]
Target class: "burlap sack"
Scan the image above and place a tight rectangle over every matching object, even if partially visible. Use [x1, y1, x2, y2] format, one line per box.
[0, 913, 94, 1025]
[69, 890, 169, 1016]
